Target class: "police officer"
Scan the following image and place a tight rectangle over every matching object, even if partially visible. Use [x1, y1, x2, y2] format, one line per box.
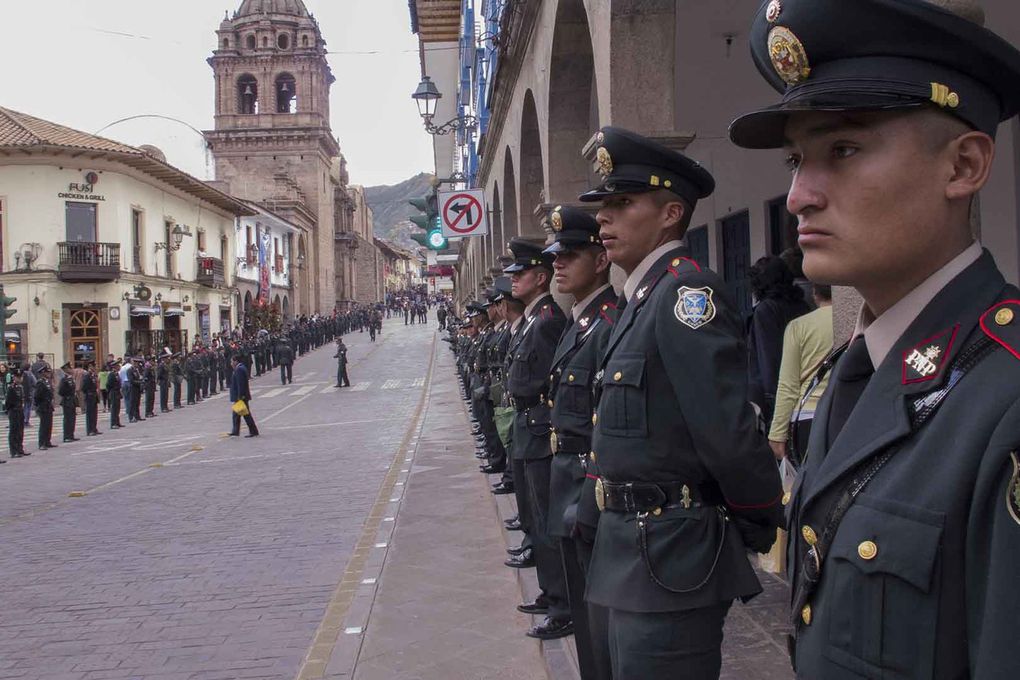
[580, 127, 783, 678]
[157, 351, 171, 413]
[334, 339, 350, 387]
[171, 353, 184, 409]
[503, 238, 571, 640]
[540, 206, 616, 679]
[35, 366, 57, 449]
[107, 360, 124, 429]
[5, 369, 26, 458]
[276, 339, 295, 385]
[82, 362, 101, 436]
[57, 362, 79, 443]
[143, 357, 157, 418]
[728, 1, 1020, 677]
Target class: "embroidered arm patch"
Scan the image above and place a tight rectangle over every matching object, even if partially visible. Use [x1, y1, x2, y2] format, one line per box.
[674, 286, 716, 329]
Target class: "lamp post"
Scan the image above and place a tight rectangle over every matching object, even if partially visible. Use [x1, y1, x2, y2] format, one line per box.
[412, 76, 479, 136]
[155, 223, 190, 252]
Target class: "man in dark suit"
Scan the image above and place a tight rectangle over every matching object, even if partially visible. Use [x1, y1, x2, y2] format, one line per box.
[228, 354, 259, 438]
[107, 360, 123, 429]
[542, 206, 617, 679]
[5, 369, 26, 458]
[276, 339, 295, 385]
[57, 362, 79, 443]
[157, 352, 170, 413]
[82, 362, 101, 436]
[504, 237, 571, 640]
[729, 0, 1020, 676]
[580, 127, 784, 679]
[35, 366, 57, 450]
[334, 340, 350, 387]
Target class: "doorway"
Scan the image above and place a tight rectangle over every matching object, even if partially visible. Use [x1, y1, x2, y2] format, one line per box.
[720, 211, 752, 320]
[68, 308, 102, 368]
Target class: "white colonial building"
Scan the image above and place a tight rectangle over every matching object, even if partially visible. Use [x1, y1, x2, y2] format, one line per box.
[234, 203, 306, 326]
[0, 106, 254, 366]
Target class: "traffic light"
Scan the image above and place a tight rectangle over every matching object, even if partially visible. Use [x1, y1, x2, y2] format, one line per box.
[0, 286, 15, 362]
[408, 190, 448, 251]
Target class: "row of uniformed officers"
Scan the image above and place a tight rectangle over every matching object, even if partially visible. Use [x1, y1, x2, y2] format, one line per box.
[449, 0, 1020, 677]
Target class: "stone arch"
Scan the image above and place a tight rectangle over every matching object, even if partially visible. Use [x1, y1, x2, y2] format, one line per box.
[548, 0, 599, 200]
[275, 72, 297, 113]
[502, 147, 519, 240]
[243, 291, 253, 328]
[237, 74, 258, 114]
[282, 295, 290, 320]
[518, 90, 545, 238]
[246, 34, 256, 49]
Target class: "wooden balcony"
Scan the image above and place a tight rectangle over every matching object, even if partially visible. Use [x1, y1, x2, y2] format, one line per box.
[57, 242, 121, 282]
[196, 256, 225, 288]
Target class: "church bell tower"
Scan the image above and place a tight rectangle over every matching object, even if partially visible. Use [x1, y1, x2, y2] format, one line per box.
[205, 0, 352, 315]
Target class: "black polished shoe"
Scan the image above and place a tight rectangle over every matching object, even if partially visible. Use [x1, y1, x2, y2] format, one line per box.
[244, 432, 260, 438]
[504, 518, 523, 531]
[63, 438, 80, 442]
[479, 464, 505, 474]
[517, 600, 549, 615]
[491, 482, 515, 495]
[526, 617, 573, 640]
[504, 550, 535, 569]
[227, 432, 240, 437]
[506, 544, 528, 557]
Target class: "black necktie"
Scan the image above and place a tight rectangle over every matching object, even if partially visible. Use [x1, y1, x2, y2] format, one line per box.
[826, 337, 875, 448]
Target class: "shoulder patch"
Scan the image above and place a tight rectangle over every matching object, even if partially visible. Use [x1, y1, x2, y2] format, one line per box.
[901, 325, 957, 384]
[674, 286, 716, 329]
[1007, 451, 1020, 526]
[980, 300, 1020, 361]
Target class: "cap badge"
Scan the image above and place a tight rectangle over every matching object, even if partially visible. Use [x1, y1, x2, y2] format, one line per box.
[930, 82, 960, 109]
[595, 130, 605, 145]
[765, 0, 782, 23]
[596, 146, 614, 179]
[674, 286, 716, 330]
[1007, 451, 1020, 526]
[551, 210, 563, 232]
[768, 26, 811, 85]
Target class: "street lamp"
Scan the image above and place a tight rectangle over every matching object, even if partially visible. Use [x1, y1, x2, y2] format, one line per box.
[155, 223, 190, 252]
[412, 76, 479, 136]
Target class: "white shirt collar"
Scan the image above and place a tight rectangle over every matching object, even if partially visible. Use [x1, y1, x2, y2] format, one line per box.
[623, 240, 683, 301]
[510, 316, 523, 333]
[854, 241, 981, 368]
[572, 283, 613, 321]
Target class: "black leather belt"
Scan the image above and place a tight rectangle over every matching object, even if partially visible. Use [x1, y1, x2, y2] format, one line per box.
[597, 480, 710, 513]
[551, 432, 589, 455]
[510, 395, 542, 410]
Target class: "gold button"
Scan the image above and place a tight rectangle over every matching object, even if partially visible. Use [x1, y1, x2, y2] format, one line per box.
[782, 491, 792, 506]
[549, 374, 554, 382]
[802, 525, 818, 546]
[995, 308, 1014, 326]
[651, 507, 662, 516]
[801, 604, 812, 625]
[857, 540, 878, 560]
[590, 451, 596, 462]
[592, 413, 598, 425]
[568, 374, 575, 382]
[613, 371, 623, 381]
[547, 400, 554, 408]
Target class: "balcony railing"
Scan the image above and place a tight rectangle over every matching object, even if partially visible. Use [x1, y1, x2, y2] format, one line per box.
[196, 256, 225, 287]
[57, 242, 121, 282]
[124, 330, 189, 357]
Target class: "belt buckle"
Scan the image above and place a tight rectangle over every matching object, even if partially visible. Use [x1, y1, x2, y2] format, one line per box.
[595, 477, 606, 512]
[550, 431, 558, 454]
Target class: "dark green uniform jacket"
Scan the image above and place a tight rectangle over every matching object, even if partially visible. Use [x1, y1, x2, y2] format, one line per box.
[587, 247, 783, 612]
[789, 250, 1020, 679]
[506, 293, 568, 461]
[548, 287, 618, 539]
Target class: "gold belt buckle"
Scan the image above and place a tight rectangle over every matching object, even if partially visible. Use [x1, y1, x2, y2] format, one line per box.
[595, 477, 606, 512]
[550, 431, 558, 454]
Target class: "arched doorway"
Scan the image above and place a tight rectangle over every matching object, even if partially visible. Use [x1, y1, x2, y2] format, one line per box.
[548, 0, 598, 200]
[243, 291, 253, 331]
[282, 295, 290, 322]
[68, 308, 102, 368]
[502, 147, 519, 239]
[519, 90, 545, 238]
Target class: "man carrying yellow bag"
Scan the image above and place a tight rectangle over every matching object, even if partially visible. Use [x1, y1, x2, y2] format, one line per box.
[228, 354, 259, 438]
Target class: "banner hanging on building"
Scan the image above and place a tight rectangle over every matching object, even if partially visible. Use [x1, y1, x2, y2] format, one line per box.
[258, 227, 271, 303]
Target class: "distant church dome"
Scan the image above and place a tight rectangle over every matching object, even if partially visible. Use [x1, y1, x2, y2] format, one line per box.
[235, 0, 310, 17]
[138, 144, 167, 163]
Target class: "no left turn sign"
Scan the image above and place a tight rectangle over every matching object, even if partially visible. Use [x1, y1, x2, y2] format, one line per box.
[439, 189, 488, 238]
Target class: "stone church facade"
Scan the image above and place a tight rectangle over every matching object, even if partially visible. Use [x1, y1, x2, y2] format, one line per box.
[204, 0, 378, 314]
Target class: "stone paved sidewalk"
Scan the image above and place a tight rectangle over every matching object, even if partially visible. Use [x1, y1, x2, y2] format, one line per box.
[344, 336, 795, 680]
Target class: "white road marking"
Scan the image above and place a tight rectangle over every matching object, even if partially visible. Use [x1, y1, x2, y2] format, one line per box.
[292, 384, 318, 396]
[269, 418, 390, 431]
[259, 387, 290, 399]
[349, 382, 370, 392]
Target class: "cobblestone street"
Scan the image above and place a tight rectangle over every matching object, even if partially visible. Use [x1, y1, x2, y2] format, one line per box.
[0, 319, 792, 680]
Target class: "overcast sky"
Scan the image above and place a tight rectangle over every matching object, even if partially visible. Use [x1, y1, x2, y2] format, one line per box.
[0, 0, 434, 187]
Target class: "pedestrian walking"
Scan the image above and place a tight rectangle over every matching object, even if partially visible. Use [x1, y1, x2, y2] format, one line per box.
[228, 354, 259, 438]
[57, 362, 79, 443]
[334, 339, 350, 387]
[728, 0, 1020, 676]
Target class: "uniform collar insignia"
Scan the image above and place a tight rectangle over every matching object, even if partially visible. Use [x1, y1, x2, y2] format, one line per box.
[902, 325, 958, 385]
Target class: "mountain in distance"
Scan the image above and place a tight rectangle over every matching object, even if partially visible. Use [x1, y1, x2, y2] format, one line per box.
[364, 172, 435, 251]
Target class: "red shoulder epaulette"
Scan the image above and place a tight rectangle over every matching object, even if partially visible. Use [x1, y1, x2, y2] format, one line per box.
[540, 304, 553, 319]
[980, 299, 1020, 361]
[599, 301, 617, 325]
[667, 256, 702, 279]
